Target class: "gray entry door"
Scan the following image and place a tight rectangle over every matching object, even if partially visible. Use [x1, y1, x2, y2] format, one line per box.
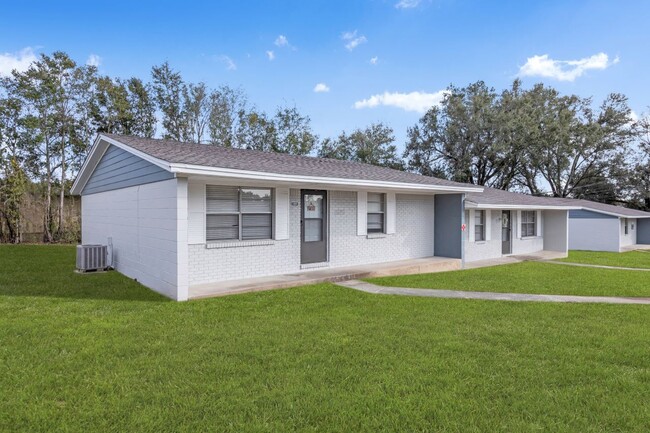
[301, 190, 327, 264]
[502, 210, 511, 255]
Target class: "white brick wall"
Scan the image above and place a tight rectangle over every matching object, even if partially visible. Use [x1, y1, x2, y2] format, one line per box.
[188, 189, 435, 286]
[82, 179, 181, 299]
[620, 218, 637, 247]
[464, 208, 546, 262]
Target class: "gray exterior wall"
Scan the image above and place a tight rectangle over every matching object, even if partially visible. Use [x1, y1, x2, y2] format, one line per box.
[543, 210, 569, 253]
[638, 219, 650, 244]
[82, 145, 173, 195]
[568, 217, 620, 252]
[434, 194, 463, 259]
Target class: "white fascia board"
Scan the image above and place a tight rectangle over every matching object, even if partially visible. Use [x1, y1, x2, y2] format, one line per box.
[70, 134, 173, 195]
[464, 202, 579, 211]
[170, 163, 483, 193]
[70, 135, 106, 195]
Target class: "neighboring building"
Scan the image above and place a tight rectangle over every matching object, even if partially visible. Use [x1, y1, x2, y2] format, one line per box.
[71, 134, 482, 301]
[463, 188, 576, 262]
[564, 200, 650, 252]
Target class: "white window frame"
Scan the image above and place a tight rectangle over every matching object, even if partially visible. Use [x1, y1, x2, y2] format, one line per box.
[367, 192, 386, 234]
[206, 186, 274, 242]
[521, 210, 537, 238]
[624, 218, 629, 235]
[474, 210, 485, 242]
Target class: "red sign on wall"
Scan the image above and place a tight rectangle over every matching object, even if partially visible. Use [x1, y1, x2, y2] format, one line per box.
[461, 223, 466, 231]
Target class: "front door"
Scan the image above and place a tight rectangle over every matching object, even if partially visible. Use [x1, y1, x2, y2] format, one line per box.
[502, 210, 511, 255]
[301, 190, 327, 264]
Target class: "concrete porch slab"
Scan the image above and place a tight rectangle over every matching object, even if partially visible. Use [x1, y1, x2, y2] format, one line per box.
[463, 250, 567, 270]
[188, 256, 461, 299]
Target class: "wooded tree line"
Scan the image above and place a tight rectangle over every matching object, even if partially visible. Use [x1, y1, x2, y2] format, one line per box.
[1, 51, 649, 243]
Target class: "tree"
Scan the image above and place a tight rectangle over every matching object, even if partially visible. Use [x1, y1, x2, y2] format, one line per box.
[182, 82, 211, 143]
[524, 88, 636, 198]
[151, 62, 187, 141]
[319, 123, 403, 169]
[0, 86, 28, 242]
[271, 106, 317, 155]
[404, 81, 520, 188]
[208, 85, 247, 147]
[126, 78, 156, 138]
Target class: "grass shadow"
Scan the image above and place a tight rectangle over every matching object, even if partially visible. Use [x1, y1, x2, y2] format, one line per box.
[0, 245, 168, 302]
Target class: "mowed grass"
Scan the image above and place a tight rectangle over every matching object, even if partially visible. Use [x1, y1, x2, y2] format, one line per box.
[366, 261, 650, 297]
[556, 249, 650, 269]
[1, 246, 650, 432]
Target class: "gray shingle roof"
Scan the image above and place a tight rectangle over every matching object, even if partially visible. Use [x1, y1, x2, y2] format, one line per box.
[103, 134, 481, 190]
[465, 187, 571, 207]
[556, 198, 650, 218]
[466, 186, 650, 218]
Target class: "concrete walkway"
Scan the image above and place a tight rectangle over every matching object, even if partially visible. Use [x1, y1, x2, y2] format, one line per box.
[542, 261, 650, 272]
[338, 280, 650, 305]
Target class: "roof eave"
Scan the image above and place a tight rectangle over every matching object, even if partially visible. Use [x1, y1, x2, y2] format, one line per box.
[170, 163, 483, 193]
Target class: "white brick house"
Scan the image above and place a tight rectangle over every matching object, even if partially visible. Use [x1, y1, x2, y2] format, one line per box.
[462, 187, 576, 262]
[72, 134, 481, 300]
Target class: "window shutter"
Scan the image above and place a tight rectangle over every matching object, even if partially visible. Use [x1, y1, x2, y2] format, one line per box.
[357, 191, 367, 236]
[536, 210, 542, 237]
[468, 209, 475, 242]
[187, 183, 205, 244]
[516, 210, 522, 239]
[274, 187, 290, 240]
[485, 210, 492, 241]
[386, 192, 396, 234]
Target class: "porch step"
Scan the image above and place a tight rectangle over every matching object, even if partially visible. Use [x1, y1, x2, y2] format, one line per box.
[188, 257, 461, 299]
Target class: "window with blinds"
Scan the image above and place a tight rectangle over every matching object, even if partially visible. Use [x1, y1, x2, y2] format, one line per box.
[367, 193, 385, 233]
[206, 186, 273, 241]
[521, 211, 536, 237]
[474, 210, 485, 241]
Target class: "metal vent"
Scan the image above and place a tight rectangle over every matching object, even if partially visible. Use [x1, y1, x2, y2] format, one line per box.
[76, 245, 107, 272]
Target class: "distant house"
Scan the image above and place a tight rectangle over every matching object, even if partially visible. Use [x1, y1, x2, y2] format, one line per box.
[565, 201, 650, 252]
[71, 134, 481, 301]
[463, 188, 576, 262]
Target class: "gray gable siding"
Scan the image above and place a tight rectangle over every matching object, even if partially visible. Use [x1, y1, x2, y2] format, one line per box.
[82, 145, 173, 195]
[569, 209, 617, 219]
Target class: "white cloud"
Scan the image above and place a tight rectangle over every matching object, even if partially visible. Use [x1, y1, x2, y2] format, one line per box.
[275, 35, 289, 47]
[518, 52, 619, 82]
[86, 54, 102, 67]
[218, 55, 237, 71]
[342, 30, 367, 51]
[0, 47, 37, 77]
[370, 56, 378, 65]
[354, 90, 448, 113]
[395, 0, 421, 8]
[313, 83, 330, 93]
[266, 50, 275, 61]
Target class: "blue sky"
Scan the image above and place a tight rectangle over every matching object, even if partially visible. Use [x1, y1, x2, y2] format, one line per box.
[2, 0, 649, 148]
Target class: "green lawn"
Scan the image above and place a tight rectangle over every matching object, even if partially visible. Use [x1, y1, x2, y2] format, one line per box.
[555, 250, 650, 269]
[366, 261, 650, 297]
[1, 245, 650, 432]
